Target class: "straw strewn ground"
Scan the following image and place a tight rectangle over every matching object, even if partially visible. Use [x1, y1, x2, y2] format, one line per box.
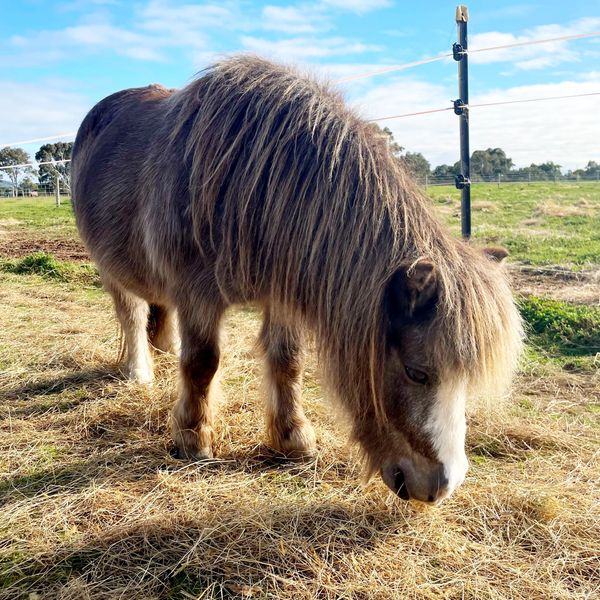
[1, 187, 599, 599]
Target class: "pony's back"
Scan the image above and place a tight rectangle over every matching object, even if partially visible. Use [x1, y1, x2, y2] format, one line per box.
[71, 83, 178, 290]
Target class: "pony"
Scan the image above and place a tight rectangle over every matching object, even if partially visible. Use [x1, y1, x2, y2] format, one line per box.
[71, 56, 523, 504]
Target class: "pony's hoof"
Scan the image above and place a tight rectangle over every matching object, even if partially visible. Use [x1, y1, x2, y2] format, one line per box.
[280, 446, 317, 461]
[127, 366, 154, 385]
[172, 445, 214, 461]
[270, 422, 317, 460]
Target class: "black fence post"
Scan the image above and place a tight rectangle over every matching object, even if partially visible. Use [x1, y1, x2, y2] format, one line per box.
[453, 5, 471, 239]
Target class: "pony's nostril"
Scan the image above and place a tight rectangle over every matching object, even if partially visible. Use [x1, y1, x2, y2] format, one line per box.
[394, 469, 410, 500]
[428, 466, 450, 503]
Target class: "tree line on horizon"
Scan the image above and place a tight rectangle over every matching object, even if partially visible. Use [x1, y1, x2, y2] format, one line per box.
[1, 133, 599, 196]
[381, 127, 600, 183]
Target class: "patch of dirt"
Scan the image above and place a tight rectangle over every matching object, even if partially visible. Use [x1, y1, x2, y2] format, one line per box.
[0, 233, 89, 261]
[511, 265, 600, 305]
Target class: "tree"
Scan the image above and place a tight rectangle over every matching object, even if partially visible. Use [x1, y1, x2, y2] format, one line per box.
[20, 176, 38, 194]
[527, 162, 562, 180]
[379, 126, 404, 157]
[0, 147, 33, 196]
[470, 148, 513, 179]
[35, 142, 73, 193]
[573, 160, 600, 180]
[400, 151, 430, 179]
[371, 124, 435, 179]
[371, 123, 404, 157]
[431, 163, 460, 181]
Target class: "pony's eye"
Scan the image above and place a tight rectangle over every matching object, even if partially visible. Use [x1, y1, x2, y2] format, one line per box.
[404, 366, 429, 385]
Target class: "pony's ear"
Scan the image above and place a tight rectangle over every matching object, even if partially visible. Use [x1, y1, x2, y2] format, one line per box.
[483, 246, 509, 263]
[387, 258, 438, 322]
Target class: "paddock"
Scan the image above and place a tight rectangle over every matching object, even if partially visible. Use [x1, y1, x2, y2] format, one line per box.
[0, 183, 598, 599]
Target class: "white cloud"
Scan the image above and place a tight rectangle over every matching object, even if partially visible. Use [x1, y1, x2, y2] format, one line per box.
[3, 0, 389, 69]
[261, 5, 326, 34]
[468, 79, 600, 170]
[139, 0, 239, 35]
[241, 35, 381, 60]
[350, 77, 456, 167]
[312, 61, 388, 83]
[469, 17, 600, 71]
[0, 81, 88, 151]
[66, 22, 168, 60]
[7, 18, 173, 65]
[59, 0, 121, 10]
[4, 2, 232, 67]
[349, 74, 600, 170]
[320, 0, 392, 14]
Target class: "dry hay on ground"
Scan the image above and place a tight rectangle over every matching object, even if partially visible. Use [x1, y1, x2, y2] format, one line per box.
[0, 218, 23, 234]
[538, 200, 594, 219]
[510, 266, 600, 306]
[471, 201, 497, 213]
[1, 273, 599, 599]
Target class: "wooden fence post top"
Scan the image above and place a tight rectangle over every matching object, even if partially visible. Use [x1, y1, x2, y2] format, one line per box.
[456, 5, 469, 22]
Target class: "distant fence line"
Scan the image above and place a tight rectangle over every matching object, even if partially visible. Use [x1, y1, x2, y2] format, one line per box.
[2, 176, 599, 198]
[419, 172, 600, 188]
[3, 170, 600, 197]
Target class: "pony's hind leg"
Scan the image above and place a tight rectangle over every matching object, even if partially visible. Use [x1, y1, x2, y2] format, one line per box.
[106, 280, 154, 384]
[259, 309, 316, 458]
[148, 304, 180, 354]
[171, 299, 224, 460]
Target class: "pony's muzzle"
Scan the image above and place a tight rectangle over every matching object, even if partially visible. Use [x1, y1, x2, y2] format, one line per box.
[381, 458, 450, 504]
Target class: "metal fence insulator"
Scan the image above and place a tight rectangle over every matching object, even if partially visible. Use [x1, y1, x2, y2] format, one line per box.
[453, 99, 467, 115]
[455, 174, 471, 189]
[452, 43, 465, 61]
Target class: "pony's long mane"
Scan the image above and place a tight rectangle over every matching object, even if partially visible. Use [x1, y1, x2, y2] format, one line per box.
[165, 55, 523, 422]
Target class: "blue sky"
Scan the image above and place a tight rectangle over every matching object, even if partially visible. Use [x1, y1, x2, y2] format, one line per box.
[1, 0, 599, 169]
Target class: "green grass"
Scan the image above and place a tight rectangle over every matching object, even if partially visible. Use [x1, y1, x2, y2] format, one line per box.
[520, 296, 600, 355]
[0, 252, 100, 287]
[0, 196, 77, 238]
[428, 182, 600, 268]
[519, 296, 600, 372]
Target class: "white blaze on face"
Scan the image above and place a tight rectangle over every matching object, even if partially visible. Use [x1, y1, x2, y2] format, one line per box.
[426, 377, 469, 497]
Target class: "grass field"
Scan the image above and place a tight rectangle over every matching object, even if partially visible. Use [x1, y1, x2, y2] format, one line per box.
[0, 184, 599, 599]
[428, 182, 600, 268]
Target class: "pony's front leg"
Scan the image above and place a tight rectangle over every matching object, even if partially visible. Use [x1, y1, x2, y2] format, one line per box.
[259, 310, 316, 458]
[171, 301, 224, 460]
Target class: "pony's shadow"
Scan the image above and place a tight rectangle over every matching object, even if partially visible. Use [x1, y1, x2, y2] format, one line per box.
[3, 365, 121, 407]
[24, 496, 404, 597]
[168, 443, 321, 473]
[1, 424, 323, 505]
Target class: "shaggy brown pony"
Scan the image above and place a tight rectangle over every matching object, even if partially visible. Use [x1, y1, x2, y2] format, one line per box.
[71, 55, 523, 503]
